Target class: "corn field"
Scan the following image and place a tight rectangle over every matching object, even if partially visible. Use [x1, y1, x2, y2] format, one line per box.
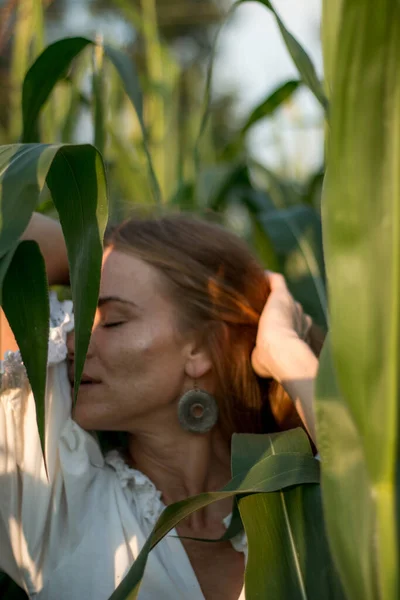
[0, 0, 399, 598]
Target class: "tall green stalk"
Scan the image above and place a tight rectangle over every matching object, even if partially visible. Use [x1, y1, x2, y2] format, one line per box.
[9, 0, 33, 140]
[316, 1, 400, 598]
[92, 34, 106, 156]
[140, 0, 166, 199]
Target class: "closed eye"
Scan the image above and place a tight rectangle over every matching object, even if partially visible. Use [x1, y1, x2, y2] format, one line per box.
[102, 322, 125, 328]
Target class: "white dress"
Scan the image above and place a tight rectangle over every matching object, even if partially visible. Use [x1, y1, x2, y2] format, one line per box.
[0, 294, 246, 600]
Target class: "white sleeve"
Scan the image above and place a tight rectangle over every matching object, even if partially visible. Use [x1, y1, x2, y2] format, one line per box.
[0, 293, 85, 594]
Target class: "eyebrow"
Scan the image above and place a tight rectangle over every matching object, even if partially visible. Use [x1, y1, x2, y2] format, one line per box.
[98, 296, 138, 308]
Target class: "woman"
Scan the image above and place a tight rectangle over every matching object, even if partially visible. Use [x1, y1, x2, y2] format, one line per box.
[0, 213, 320, 600]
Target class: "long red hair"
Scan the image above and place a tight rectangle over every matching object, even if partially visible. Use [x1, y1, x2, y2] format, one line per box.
[106, 214, 323, 440]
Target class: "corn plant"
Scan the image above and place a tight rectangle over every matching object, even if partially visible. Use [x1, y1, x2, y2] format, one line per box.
[2, 0, 398, 599]
[315, 1, 400, 598]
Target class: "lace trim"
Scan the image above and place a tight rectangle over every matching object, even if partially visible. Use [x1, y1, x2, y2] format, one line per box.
[0, 293, 74, 392]
[106, 450, 248, 553]
[105, 450, 164, 525]
[48, 292, 74, 365]
[222, 514, 247, 553]
[0, 350, 27, 392]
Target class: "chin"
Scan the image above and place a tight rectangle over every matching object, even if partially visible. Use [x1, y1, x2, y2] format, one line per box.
[71, 406, 96, 431]
[71, 384, 107, 431]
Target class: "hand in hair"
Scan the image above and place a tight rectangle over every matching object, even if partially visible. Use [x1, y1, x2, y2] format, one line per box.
[251, 272, 318, 444]
[251, 272, 313, 379]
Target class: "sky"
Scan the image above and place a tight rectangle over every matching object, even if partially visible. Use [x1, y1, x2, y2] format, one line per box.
[51, 0, 324, 180]
[213, 0, 324, 177]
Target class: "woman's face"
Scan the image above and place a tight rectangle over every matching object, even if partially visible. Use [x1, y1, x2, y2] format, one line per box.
[67, 248, 206, 432]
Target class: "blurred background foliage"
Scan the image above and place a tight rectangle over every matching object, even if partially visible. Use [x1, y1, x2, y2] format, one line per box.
[0, 1, 325, 596]
[0, 0, 326, 328]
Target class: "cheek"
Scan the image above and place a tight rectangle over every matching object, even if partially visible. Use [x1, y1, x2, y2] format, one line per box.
[97, 320, 181, 376]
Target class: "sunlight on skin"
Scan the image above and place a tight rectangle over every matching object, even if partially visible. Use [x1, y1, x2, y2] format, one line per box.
[0, 309, 18, 357]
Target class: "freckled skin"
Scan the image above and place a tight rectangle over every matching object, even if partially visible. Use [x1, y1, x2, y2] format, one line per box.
[66, 248, 245, 599]
[67, 248, 196, 432]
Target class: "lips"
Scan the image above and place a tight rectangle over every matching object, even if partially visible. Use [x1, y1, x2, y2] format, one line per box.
[68, 367, 101, 386]
[80, 374, 101, 384]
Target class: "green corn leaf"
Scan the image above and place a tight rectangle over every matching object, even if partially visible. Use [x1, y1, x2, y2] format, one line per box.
[249, 212, 282, 273]
[0, 144, 55, 257]
[45, 145, 108, 405]
[249, 161, 302, 209]
[103, 44, 162, 206]
[304, 167, 324, 211]
[197, 163, 250, 212]
[254, 205, 327, 329]
[241, 79, 301, 135]
[21, 37, 161, 204]
[1, 241, 49, 462]
[194, 0, 325, 171]
[0, 143, 108, 453]
[168, 180, 196, 209]
[222, 80, 301, 157]
[0, 570, 28, 600]
[322, 0, 343, 97]
[318, 1, 400, 598]
[315, 337, 374, 600]
[238, 0, 328, 111]
[0, 245, 18, 305]
[234, 431, 345, 600]
[109, 435, 320, 600]
[92, 38, 106, 155]
[22, 37, 90, 143]
[170, 498, 244, 545]
[8, 0, 35, 141]
[193, 4, 237, 173]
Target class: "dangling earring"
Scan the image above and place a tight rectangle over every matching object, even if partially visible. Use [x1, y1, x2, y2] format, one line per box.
[177, 382, 218, 433]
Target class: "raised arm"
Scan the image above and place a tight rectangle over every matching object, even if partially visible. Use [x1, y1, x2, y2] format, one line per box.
[20, 212, 69, 285]
[252, 272, 321, 446]
[1, 213, 69, 356]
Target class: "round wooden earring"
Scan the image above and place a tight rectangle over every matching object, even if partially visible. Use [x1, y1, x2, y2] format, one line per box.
[177, 388, 218, 433]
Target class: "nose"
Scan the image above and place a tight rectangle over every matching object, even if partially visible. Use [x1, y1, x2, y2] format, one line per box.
[66, 311, 101, 361]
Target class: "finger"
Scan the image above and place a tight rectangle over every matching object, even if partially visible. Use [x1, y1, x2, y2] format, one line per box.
[292, 301, 309, 339]
[302, 314, 313, 340]
[295, 305, 304, 335]
[266, 271, 288, 293]
[251, 346, 273, 379]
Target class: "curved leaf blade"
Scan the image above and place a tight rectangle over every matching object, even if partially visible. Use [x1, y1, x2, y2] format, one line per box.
[258, 205, 327, 328]
[234, 431, 344, 600]
[22, 37, 92, 143]
[1, 241, 49, 459]
[0, 246, 18, 304]
[0, 142, 108, 452]
[0, 144, 59, 257]
[321, 2, 400, 598]
[109, 445, 320, 600]
[322, 0, 343, 98]
[222, 80, 301, 157]
[20, 36, 161, 205]
[241, 79, 301, 135]
[103, 44, 162, 205]
[46, 145, 108, 405]
[250, 212, 282, 273]
[238, 0, 328, 111]
[315, 337, 375, 600]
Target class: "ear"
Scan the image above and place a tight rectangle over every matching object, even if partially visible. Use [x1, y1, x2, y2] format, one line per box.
[184, 340, 213, 380]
